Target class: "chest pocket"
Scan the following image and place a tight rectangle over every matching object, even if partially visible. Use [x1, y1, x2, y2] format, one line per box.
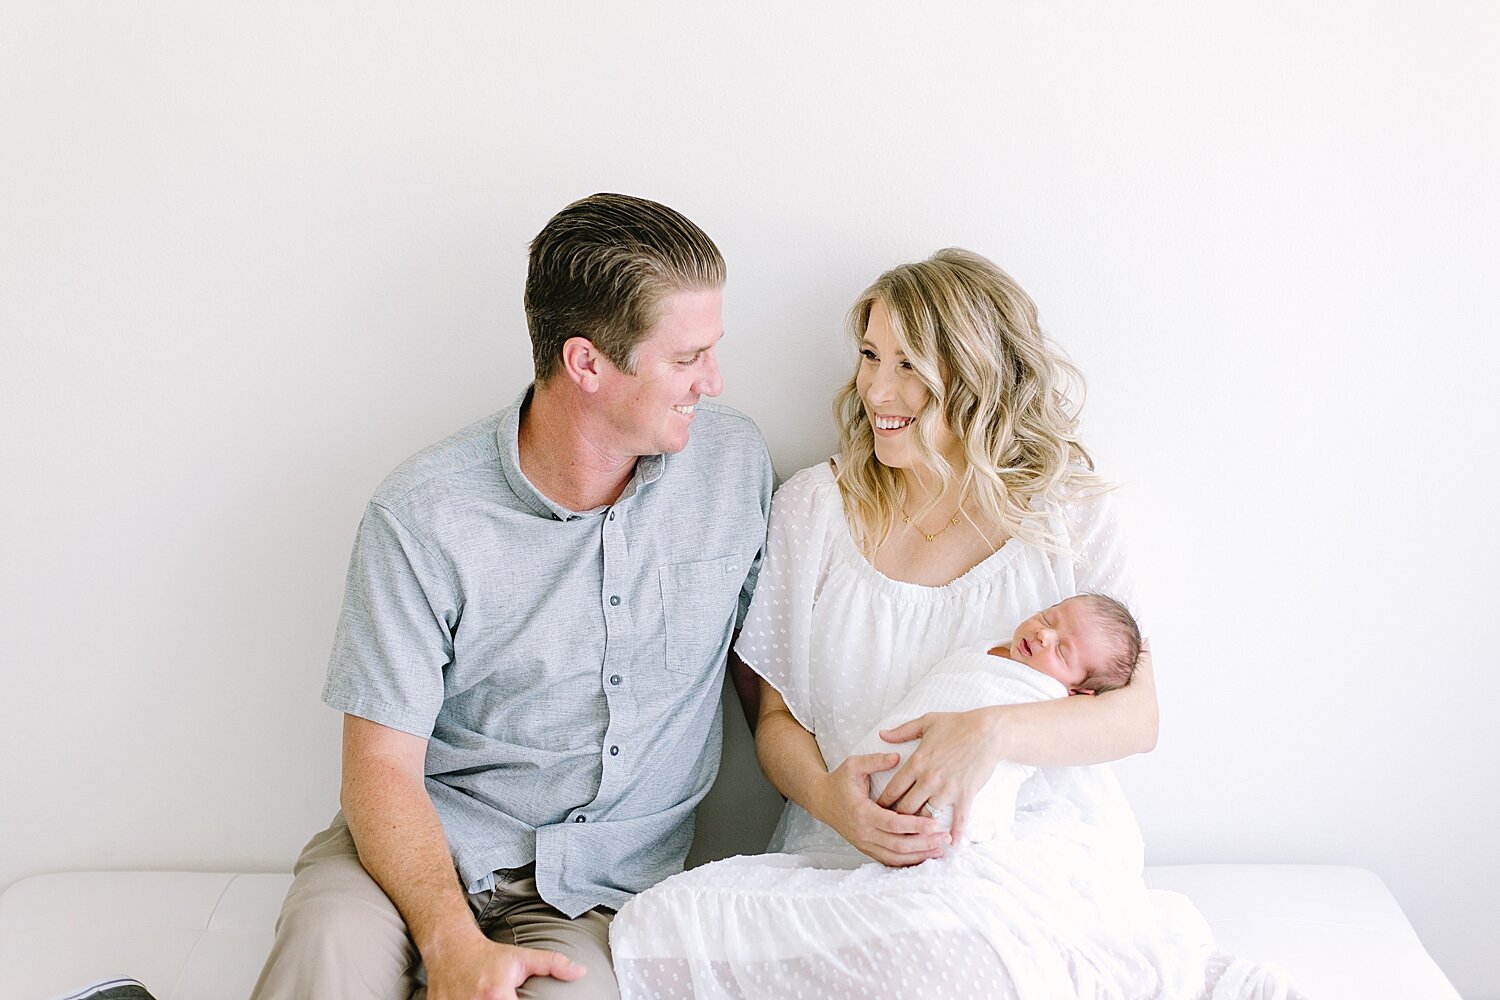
[658, 555, 745, 675]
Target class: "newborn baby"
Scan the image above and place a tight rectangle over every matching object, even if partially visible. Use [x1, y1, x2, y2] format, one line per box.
[854, 593, 1142, 843]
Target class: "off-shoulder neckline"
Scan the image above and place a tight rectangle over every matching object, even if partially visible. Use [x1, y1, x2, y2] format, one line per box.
[802, 460, 1038, 599]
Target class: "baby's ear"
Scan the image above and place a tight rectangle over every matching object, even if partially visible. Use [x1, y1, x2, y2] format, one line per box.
[1068, 687, 1097, 697]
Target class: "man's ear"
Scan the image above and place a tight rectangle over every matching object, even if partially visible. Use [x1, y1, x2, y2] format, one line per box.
[560, 337, 603, 392]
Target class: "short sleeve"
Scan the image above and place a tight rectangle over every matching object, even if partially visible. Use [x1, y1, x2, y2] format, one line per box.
[733, 439, 779, 629]
[321, 501, 458, 737]
[733, 465, 836, 732]
[1061, 487, 1147, 637]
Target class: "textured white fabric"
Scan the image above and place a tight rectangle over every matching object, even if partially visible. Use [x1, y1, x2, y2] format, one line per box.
[4, 867, 1451, 1000]
[849, 647, 1065, 844]
[611, 463, 1298, 999]
[736, 462, 1139, 857]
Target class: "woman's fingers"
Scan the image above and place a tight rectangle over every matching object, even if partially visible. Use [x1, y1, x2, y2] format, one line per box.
[879, 713, 931, 745]
[880, 769, 951, 817]
[870, 806, 947, 851]
[833, 749, 958, 865]
[867, 825, 947, 866]
[874, 761, 917, 809]
[874, 846, 945, 867]
[842, 793, 947, 865]
[871, 804, 943, 837]
[888, 784, 937, 816]
[845, 751, 901, 780]
[948, 800, 970, 845]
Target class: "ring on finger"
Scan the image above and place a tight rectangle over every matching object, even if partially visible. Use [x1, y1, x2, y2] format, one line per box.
[920, 802, 936, 817]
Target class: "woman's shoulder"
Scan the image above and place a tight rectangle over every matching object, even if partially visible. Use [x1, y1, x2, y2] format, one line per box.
[771, 460, 839, 510]
[1036, 474, 1122, 527]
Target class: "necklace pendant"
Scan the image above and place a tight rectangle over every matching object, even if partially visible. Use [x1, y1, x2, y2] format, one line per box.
[903, 508, 963, 542]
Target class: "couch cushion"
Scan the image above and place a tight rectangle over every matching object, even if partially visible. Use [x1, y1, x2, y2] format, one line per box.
[1145, 864, 1459, 1000]
[1, 866, 1460, 1000]
[0, 871, 292, 1000]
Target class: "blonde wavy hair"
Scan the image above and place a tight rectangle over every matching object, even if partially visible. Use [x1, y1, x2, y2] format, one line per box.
[833, 248, 1103, 555]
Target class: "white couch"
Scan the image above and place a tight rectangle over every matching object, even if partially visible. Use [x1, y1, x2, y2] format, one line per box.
[0, 863, 1461, 1000]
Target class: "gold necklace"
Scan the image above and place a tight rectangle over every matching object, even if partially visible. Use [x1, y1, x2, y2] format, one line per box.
[901, 506, 963, 542]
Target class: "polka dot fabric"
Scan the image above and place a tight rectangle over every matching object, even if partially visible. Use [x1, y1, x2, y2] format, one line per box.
[610, 463, 1303, 999]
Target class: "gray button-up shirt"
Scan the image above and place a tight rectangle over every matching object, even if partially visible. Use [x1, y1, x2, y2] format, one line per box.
[323, 391, 774, 916]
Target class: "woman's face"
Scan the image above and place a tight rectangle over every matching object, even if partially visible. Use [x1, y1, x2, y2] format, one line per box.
[856, 299, 962, 476]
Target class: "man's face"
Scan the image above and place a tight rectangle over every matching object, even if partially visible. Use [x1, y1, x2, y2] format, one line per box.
[1008, 598, 1109, 690]
[595, 286, 725, 458]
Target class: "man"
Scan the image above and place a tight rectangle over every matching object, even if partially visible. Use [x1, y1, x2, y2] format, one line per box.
[252, 193, 774, 1000]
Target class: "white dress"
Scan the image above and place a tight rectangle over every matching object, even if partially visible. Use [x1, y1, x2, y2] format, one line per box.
[610, 463, 1293, 1000]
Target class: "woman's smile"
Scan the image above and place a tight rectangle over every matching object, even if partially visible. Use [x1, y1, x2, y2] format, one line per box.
[872, 412, 916, 434]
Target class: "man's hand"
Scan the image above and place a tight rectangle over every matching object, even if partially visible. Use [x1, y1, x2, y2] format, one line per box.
[426, 933, 585, 1000]
[816, 752, 949, 867]
[341, 716, 586, 1000]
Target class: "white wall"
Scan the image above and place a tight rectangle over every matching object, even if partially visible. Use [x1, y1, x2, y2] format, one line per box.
[3, 2, 1497, 995]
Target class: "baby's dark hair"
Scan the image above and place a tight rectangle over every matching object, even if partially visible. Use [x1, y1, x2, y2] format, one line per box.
[1069, 593, 1142, 693]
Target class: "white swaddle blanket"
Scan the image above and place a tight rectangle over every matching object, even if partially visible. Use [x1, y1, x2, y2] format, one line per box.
[848, 644, 1064, 844]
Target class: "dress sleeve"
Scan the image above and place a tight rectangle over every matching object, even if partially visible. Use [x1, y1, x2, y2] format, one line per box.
[733, 465, 836, 733]
[1061, 487, 1148, 637]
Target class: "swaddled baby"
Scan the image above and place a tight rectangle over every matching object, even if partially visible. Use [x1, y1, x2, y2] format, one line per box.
[856, 593, 1142, 844]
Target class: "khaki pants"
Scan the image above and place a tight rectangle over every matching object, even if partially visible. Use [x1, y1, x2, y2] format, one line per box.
[251, 814, 618, 1000]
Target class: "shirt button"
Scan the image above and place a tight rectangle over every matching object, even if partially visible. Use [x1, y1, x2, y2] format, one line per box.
[609, 674, 622, 686]
[574, 815, 586, 823]
[609, 745, 619, 756]
[609, 595, 621, 606]
[608, 510, 615, 521]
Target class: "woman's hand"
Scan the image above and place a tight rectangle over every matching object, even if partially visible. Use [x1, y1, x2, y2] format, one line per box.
[874, 707, 1008, 845]
[815, 751, 951, 867]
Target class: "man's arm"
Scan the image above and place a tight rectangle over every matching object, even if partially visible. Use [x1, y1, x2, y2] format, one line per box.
[340, 715, 583, 1000]
[727, 639, 760, 732]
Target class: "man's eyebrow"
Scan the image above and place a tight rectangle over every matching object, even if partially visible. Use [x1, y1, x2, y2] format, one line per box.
[676, 340, 717, 359]
[685, 331, 725, 355]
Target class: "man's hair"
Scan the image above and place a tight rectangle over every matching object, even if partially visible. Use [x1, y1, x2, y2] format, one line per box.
[1071, 593, 1142, 693]
[524, 193, 725, 382]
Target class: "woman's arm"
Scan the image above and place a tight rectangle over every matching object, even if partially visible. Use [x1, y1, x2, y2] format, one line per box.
[875, 647, 1157, 841]
[755, 679, 949, 867]
[997, 646, 1157, 764]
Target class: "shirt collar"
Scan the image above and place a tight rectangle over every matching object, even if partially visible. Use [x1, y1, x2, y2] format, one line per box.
[496, 385, 667, 520]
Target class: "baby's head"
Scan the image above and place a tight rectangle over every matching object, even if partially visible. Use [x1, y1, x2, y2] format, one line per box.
[1006, 594, 1142, 694]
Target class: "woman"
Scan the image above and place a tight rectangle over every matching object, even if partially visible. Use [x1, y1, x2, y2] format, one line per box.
[611, 250, 1283, 999]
